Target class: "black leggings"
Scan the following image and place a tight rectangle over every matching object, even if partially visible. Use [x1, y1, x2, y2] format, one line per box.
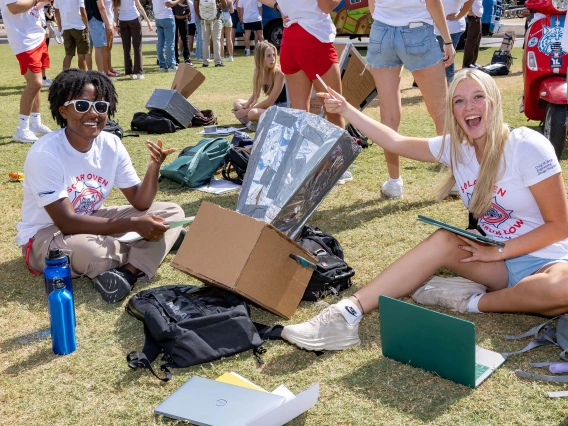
[175, 17, 190, 62]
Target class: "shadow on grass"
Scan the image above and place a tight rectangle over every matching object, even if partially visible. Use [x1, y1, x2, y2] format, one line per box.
[0, 346, 57, 376]
[336, 356, 472, 422]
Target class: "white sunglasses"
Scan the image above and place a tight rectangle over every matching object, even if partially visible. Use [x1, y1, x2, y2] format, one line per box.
[63, 99, 110, 114]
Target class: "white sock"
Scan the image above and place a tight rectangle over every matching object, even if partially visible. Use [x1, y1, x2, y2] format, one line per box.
[388, 177, 403, 185]
[466, 293, 484, 314]
[19, 114, 30, 131]
[30, 113, 41, 127]
[336, 299, 362, 324]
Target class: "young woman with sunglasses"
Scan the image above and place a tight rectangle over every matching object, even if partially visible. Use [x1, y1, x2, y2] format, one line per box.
[16, 69, 185, 304]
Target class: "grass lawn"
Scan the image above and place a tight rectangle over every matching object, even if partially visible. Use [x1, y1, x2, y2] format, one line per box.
[1, 42, 568, 425]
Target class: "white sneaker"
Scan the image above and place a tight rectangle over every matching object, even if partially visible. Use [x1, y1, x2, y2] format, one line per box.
[167, 67, 177, 72]
[137, 74, 145, 80]
[13, 128, 39, 143]
[130, 74, 138, 80]
[381, 179, 403, 199]
[336, 170, 353, 185]
[282, 303, 361, 351]
[246, 121, 257, 131]
[29, 123, 52, 136]
[228, 56, 234, 62]
[412, 276, 487, 313]
[42, 78, 52, 87]
[159, 67, 168, 72]
[245, 49, 251, 56]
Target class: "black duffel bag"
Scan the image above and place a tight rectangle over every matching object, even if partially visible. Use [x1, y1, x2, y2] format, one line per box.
[297, 225, 355, 301]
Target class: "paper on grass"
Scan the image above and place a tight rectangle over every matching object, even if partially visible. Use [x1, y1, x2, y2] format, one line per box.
[215, 372, 267, 392]
[116, 217, 195, 243]
[194, 179, 241, 195]
[271, 384, 296, 402]
[197, 126, 246, 135]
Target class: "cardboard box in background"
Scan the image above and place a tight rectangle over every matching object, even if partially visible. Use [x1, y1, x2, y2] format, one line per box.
[309, 89, 324, 116]
[171, 63, 206, 98]
[171, 202, 316, 318]
[337, 44, 378, 111]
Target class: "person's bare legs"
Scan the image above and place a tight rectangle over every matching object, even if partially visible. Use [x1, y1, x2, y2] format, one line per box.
[370, 66, 403, 179]
[244, 29, 252, 52]
[92, 46, 105, 71]
[63, 54, 74, 70]
[87, 45, 93, 70]
[285, 69, 313, 112]
[478, 262, 568, 316]
[351, 229, 509, 313]
[254, 29, 264, 42]
[312, 62, 344, 128]
[247, 107, 265, 121]
[77, 53, 88, 70]
[21, 69, 43, 115]
[412, 61, 447, 135]
[224, 27, 233, 58]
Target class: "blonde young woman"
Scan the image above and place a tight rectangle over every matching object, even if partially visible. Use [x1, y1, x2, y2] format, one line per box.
[282, 68, 568, 352]
[233, 41, 287, 130]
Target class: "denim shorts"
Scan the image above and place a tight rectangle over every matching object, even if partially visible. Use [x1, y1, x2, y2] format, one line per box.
[88, 18, 107, 48]
[366, 20, 443, 72]
[505, 255, 568, 287]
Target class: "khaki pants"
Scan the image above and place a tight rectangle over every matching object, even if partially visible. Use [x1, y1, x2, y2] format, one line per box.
[202, 18, 222, 66]
[24, 202, 184, 280]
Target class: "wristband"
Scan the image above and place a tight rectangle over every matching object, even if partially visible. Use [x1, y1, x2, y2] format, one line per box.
[444, 41, 453, 45]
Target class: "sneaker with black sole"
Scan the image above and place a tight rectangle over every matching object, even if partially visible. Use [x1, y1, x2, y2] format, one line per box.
[281, 303, 361, 351]
[91, 266, 138, 303]
[170, 228, 187, 252]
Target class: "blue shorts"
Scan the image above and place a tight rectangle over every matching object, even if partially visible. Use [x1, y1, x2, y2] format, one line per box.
[88, 18, 107, 48]
[505, 255, 568, 287]
[366, 20, 443, 72]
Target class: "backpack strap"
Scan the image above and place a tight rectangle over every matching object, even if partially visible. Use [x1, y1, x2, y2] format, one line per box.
[502, 317, 559, 358]
[126, 351, 173, 382]
[515, 369, 568, 383]
[126, 324, 172, 382]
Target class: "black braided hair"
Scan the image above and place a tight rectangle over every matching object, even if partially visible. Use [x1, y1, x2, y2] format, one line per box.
[48, 69, 118, 128]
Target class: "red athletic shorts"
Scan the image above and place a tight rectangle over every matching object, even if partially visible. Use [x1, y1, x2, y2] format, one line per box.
[280, 23, 338, 81]
[15, 40, 50, 75]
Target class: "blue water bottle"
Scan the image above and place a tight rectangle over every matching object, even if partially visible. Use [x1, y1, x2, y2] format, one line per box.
[44, 248, 75, 327]
[44, 248, 73, 297]
[48, 278, 77, 355]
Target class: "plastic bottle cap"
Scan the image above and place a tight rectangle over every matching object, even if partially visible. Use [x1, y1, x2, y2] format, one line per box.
[48, 248, 64, 259]
[53, 278, 65, 289]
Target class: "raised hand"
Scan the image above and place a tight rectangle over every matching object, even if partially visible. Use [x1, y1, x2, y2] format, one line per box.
[146, 139, 177, 166]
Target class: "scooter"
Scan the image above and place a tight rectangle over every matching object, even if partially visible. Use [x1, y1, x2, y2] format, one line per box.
[523, 0, 568, 158]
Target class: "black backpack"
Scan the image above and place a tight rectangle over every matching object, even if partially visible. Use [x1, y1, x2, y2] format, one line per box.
[297, 226, 355, 301]
[131, 110, 180, 134]
[103, 119, 124, 139]
[221, 145, 251, 184]
[125, 285, 282, 381]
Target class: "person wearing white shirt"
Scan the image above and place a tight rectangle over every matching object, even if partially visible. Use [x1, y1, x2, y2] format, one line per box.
[256, 0, 344, 130]
[0, 0, 53, 143]
[153, 0, 182, 71]
[19, 69, 185, 304]
[435, 0, 474, 82]
[282, 68, 568, 352]
[462, 0, 483, 68]
[237, 0, 262, 55]
[54, 0, 90, 70]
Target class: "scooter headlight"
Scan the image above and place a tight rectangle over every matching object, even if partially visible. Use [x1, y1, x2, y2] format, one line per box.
[527, 51, 538, 71]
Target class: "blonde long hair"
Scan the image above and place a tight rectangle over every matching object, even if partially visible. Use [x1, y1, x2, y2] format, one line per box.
[436, 68, 510, 218]
[252, 41, 278, 101]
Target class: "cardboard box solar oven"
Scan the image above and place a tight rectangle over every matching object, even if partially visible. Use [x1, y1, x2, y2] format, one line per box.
[171, 202, 317, 318]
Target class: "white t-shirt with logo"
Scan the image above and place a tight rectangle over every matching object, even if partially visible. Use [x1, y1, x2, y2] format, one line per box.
[15, 129, 141, 247]
[54, 0, 86, 30]
[372, 0, 433, 27]
[118, 0, 140, 21]
[152, 0, 173, 19]
[0, 0, 46, 55]
[434, 0, 466, 35]
[428, 127, 568, 260]
[278, 0, 335, 43]
[239, 0, 260, 23]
